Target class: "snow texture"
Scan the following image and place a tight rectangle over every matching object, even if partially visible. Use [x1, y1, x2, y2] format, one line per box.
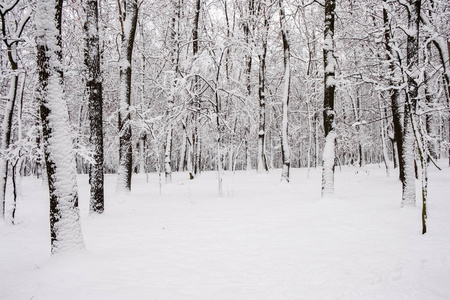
[401, 114, 416, 207]
[1, 165, 450, 299]
[35, 0, 84, 253]
[322, 130, 336, 195]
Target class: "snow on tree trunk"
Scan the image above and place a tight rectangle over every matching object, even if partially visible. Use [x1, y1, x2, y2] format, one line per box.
[257, 8, 268, 174]
[424, 45, 438, 161]
[164, 0, 180, 183]
[190, 0, 201, 178]
[164, 127, 173, 184]
[0, 3, 30, 219]
[84, 0, 104, 213]
[0, 74, 17, 219]
[36, 0, 84, 254]
[321, 0, 336, 196]
[138, 133, 145, 173]
[383, 3, 404, 180]
[279, 0, 291, 183]
[401, 0, 421, 207]
[116, 0, 138, 193]
[419, 12, 450, 165]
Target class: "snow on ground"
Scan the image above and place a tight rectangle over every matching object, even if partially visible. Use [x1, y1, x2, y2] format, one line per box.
[1, 164, 449, 299]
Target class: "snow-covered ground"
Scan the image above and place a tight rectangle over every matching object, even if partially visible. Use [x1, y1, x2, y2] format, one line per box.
[1, 164, 449, 299]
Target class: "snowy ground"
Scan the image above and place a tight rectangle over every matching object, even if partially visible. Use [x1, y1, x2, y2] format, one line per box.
[1, 164, 449, 299]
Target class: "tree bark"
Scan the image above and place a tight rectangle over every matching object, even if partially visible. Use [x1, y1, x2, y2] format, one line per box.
[116, 0, 138, 193]
[383, 3, 404, 180]
[84, 0, 104, 213]
[321, 0, 336, 195]
[401, 0, 421, 207]
[191, 0, 201, 178]
[0, 2, 30, 219]
[257, 7, 268, 173]
[36, 0, 85, 254]
[279, 0, 291, 183]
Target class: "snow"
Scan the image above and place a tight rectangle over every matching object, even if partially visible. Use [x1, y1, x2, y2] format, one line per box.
[322, 130, 336, 195]
[35, 0, 84, 254]
[1, 164, 450, 299]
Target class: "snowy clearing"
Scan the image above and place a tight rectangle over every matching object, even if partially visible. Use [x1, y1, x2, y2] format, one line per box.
[1, 165, 450, 299]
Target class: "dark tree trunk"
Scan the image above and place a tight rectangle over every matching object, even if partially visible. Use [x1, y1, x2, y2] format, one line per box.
[0, 2, 30, 219]
[84, 0, 104, 213]
[321, 0, 337, 195]
[189, 0, 201, 178]
[279, 0, 291, 182]
[257, 7, 268, 173]
[383, 3, 405, 181]
[116, 0, 138, 192]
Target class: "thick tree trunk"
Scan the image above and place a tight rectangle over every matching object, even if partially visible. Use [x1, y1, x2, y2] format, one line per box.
[279, 0, 291, 183]
[84, 0, 104, 213]
[401, 0, 421, 207]
[116, 0, 138, 193]
[321, 0, 336, 195]
[36, 0, 85, 254]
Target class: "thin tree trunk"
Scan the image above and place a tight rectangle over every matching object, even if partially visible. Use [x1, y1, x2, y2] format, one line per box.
[164, 0, 181, 183]
[424, 44, 438, 161]
[0, 4, 30, 219]
[164, 128, 173, 183]
[321, 0, 337, 195]
[191, 0, 201, 178]
[383, 3, 404, 181]
[116, 0, 138, 193]
[257, 7, 268, 173]
[279, 0, 291, 183]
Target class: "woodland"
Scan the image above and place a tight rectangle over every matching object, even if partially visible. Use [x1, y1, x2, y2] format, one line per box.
[0, 0, 449, 252]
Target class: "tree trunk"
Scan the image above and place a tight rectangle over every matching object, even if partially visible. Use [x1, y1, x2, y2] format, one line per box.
[383, 3, 404, 181]
[257, 8, 268, 173]
[279, 0, 291, 183]
[191, 0, 201, 178]
[164, 128, 173, 183]
[116, 0, 138, 193]
[84, 0, 104, 213]
[36, 0, 85, 254]
[0, 3, 30, 219]
[321, 0, 336, 195]
[164, 0, 181, 183]
[401, 0, 421, 207]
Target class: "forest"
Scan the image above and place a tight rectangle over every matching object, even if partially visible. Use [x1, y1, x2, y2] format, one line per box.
[0, 0, 450, 298]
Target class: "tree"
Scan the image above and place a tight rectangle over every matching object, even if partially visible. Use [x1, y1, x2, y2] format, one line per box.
[0, 0, 30, 219]
[191, 0, 201, 178]
[84, 0, 104, 213]
[116, 0, 138, 193]
[321, 0, 337, 195]
[36, 0, 85, 253]
[279, 0, 291, 182]
[163, 0, 181, 184]
[400, 0, 421, 207]
[257, 6, 269, 173]
[383, 1, 404, 181]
